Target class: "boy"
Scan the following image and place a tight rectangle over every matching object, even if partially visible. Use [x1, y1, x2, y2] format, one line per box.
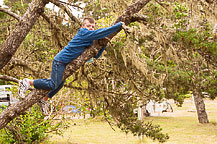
[18, 18, 124, 115]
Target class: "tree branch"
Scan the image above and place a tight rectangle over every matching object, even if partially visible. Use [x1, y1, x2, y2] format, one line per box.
[41, 13, 61, 32]
[58, 0, 83, 10]
[0, 7, 21, 21]
[0, 75, 19, 83]
[50, 0, 81, 26]
[6, 125, 23, 143]
[9, 59, 40, 77]
[40, 13, 66, 48]
[131, 14, 148, 23]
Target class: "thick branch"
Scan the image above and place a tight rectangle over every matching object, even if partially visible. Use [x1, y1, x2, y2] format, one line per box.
[131, 14, 148, 23]
[107, 0, 151, 41]
[50, 0, 81, 26]
[0, 0, 49, 70]
[0, 7, 21, 21]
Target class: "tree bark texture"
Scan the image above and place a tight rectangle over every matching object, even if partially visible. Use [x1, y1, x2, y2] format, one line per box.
[192, 62, 209, 124]
[0, 0, 49, 70]
[0, 0, 151, 130]
[193, 89, 209, 123]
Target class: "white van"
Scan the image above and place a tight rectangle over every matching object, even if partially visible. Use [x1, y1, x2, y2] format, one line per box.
[0, 85, 19, 108]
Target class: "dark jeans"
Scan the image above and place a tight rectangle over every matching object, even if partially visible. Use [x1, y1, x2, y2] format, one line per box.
[33, 60, 67, 98]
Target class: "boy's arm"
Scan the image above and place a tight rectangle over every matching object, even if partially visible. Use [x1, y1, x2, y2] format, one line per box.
[93, 46, 106, 59]
[86, 46, 106, 63]
[82, 22, 123, 41]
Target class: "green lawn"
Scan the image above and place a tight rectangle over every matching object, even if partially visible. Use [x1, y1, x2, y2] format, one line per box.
[50, 99, 217, 144]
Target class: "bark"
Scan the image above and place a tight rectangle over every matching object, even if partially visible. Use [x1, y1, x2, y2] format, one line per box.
[193, 88, 209, 123]
[0, 0, 49, 70]
[0, 0, 151, 130]
[192, 63, 209, 123]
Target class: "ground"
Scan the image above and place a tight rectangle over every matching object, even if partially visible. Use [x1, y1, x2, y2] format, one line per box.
[49, 98, 217, 144]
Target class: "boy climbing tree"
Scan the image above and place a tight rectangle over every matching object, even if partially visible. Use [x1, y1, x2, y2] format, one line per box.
[18, 17, 125, 115]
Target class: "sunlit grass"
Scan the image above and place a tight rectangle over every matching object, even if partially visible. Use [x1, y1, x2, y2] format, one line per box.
[50, 99, 217, 144]
[50, 119, 145, 144]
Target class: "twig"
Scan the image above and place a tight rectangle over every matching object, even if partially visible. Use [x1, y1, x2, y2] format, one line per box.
[0, 75, 19, 83]
[154, 0, 169, 12]
[58, 0, 83, 10]
[40, 13, 66, 47]
[50, 0, 81, 26]
[0, 7, 20, 21]
[6, 125, 23, 143]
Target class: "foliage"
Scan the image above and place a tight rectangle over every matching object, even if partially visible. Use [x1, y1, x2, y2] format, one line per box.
[0, 105, 68, 143]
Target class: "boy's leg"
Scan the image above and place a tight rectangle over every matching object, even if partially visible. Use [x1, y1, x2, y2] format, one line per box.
[35, 60, 66, 115]
[38, 99, 50, 116]
[39, 81, 65, 116]
[47, 80, 65, 99]
[18, 60, 67, 115]
[18, 60, 66, 98]
[33, 60, 66, 90]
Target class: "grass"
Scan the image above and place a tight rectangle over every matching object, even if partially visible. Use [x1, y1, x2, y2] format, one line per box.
[50, 119, 143, 144]
[49, 99, 217, 144]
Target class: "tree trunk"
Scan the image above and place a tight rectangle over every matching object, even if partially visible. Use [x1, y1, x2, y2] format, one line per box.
[0, 0, 151, 130]
[0, 0, 49, 70]
[193, 89, 209, 123]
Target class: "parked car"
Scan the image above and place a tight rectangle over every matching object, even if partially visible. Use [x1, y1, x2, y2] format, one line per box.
[134, 100, 173, 117]
[0, 85, 19, 109]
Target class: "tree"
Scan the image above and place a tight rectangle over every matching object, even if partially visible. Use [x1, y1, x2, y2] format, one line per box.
[0, 0, 170, 142]
[80, 0, 217, 125]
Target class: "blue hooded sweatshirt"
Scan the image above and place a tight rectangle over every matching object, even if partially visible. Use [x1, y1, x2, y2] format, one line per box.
[54, 22, 123, 64]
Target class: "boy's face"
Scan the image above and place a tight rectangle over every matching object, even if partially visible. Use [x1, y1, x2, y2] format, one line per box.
[82, 20, 95, 30]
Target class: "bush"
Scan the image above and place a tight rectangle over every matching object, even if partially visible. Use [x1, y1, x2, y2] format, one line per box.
[0, 105, 68, 144]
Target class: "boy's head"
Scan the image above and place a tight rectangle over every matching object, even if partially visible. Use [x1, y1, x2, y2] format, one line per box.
[82, 17, 95, 30]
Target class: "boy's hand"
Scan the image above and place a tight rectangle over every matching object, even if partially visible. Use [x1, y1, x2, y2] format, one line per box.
[120, 22, 126, 27]
[120, 21, 131, 34]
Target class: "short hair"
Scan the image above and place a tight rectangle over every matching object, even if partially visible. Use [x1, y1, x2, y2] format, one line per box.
[82, 17, 95, 25]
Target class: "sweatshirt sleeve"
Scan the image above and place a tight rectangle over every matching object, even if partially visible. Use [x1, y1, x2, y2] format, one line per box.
[81, 22, 122, 41]
[93, 46, 106, 59]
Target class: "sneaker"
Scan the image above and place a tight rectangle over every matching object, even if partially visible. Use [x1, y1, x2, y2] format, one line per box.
[18, 78, 30, 98]
[39, 99, 49, 116]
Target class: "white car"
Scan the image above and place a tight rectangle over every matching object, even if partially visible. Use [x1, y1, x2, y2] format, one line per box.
[0, 85, 19, 109]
